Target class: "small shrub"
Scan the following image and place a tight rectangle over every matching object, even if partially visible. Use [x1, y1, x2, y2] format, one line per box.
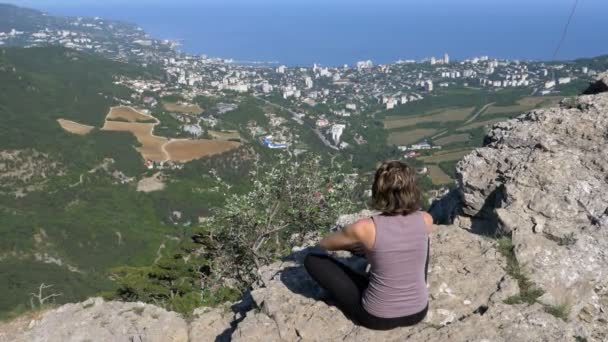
[497, 237, 544, 305]
[545, 303, 571, 321]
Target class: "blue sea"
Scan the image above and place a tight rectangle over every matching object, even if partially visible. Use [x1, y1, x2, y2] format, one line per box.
[10, 0, 608, 66]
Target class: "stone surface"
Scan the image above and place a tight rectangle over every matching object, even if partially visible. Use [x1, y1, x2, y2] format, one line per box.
[453, 91, 608, 339]
[0, 298, 189, 342]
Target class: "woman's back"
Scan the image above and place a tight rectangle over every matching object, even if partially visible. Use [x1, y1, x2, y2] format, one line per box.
[362, 212, 429, 318]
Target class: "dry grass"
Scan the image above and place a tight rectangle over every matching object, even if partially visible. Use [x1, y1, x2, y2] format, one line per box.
[384, 107, 474, 130]
[428, 165, 453, 185]
[165, 139, 241, 162]
[457, 118, 506, 131]
[208, 130, 241, 141]
[483, 96, 562, 116]
[163, 101, 203, 115]
[387, 129, 438, 146]
[434, 133, 470, 145]
[101, 121, 168, 162]
[57, 119, 94, 135]
[107, 106, 155, 122]
[419, 149, 472, 163]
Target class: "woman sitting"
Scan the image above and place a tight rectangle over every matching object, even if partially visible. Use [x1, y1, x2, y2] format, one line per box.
[304, 160, 433, 330]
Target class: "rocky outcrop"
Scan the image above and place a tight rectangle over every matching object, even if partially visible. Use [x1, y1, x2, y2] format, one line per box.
[3, 76, 608, 341]
[454, 90, 608, 339]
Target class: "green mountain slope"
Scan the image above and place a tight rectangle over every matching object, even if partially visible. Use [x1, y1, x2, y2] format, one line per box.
[0, 47, 178, 319]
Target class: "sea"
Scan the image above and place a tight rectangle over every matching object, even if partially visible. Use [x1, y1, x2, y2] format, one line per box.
[14, 0, 608, 66]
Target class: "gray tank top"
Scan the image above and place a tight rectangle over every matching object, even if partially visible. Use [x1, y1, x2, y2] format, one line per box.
[362, 212, 429, 318]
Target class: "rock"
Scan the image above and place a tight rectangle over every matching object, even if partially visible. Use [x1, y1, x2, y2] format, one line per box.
[0, 298, 189, 342]
[584, 72, 608, 95]
[189, 306, 234, 342]
[231, 226, 516, 341]
[452, 91, 608, 339]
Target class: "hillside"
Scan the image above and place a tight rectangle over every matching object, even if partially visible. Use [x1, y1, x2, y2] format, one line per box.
[1, 74, 607, 341]
[0, 47, 229, 319]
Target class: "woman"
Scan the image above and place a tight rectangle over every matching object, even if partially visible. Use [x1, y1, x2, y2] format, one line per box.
[304, 160, 433, 330]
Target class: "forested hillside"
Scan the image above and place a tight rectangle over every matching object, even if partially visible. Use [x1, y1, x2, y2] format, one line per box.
[0, 47, 179, 319]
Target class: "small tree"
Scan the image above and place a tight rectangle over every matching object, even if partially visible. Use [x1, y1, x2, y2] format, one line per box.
[30, 283, 62, 309]
[199, 154, 358, 287]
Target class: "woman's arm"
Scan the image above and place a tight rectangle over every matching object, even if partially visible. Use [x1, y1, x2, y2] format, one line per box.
[421, 211, 434, 234]
[319, 219, 374, 252]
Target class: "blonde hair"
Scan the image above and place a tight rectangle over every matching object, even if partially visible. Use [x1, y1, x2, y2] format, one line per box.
[370, 160, 421, 215]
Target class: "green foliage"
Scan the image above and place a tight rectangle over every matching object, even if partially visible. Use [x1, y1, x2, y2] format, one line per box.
[544, 303, 571, 321]
[112, 153, 359, 315]
[497, 237, 545, 305]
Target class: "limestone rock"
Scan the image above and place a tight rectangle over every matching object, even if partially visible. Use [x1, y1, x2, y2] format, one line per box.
[0, 298, 189, 342]
[453, 91, 608, 338]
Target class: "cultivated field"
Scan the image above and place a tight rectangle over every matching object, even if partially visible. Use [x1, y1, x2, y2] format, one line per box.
[164, 139, 241, 162]
[387, 128, 438, 146]
[101, 106, 240, 163]
[384, 107, 474, 130]
[434, 133, 470, 145]
[163, 101, 203, 115]
[428, 165, 453, 185]
[419, 149, 472, 163]
[57, 119, 94, 135]
[483, 96, 562, 116]
[106, 106, 156, 122]
[101, 121, 168, 161]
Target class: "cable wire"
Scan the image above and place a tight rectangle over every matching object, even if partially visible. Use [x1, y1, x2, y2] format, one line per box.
[552, 0, 580, 59]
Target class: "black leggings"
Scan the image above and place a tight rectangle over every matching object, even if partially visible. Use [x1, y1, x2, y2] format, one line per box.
[304, 253, 428, 331]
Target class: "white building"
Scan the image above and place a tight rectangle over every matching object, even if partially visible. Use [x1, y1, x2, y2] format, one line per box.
[444, 53, 450, 64]
[276, 65, 287, 74]
[425, 80, 434, 92]
[346, 103, 357, 111]
[356, 60, 374, 70]
[558, 77, 571, 85]
[544, 80, 556, 89]
[305, 76, 313, 89]
[331, 124, 346, 144]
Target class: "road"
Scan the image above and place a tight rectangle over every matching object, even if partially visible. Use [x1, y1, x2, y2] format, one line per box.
[255, 96, 340, 151]
[463, 102, 496, 125]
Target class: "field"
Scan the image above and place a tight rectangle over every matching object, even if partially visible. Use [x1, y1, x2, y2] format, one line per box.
[163, 101, 203, 115]
[483, 96, 562, 116]
[208, 130, 242, 141]
[428, 165, 453, 185]
[384, 107, 474, 130]
[164, 139, 241, 162]
[106, 106, 156, 122]
[387, 128, 438, 146]
[419, 149, 472, 163]
[56, 119, 94, 135]
[101, 120, 168, 161]
[434, 133, 470, 145]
